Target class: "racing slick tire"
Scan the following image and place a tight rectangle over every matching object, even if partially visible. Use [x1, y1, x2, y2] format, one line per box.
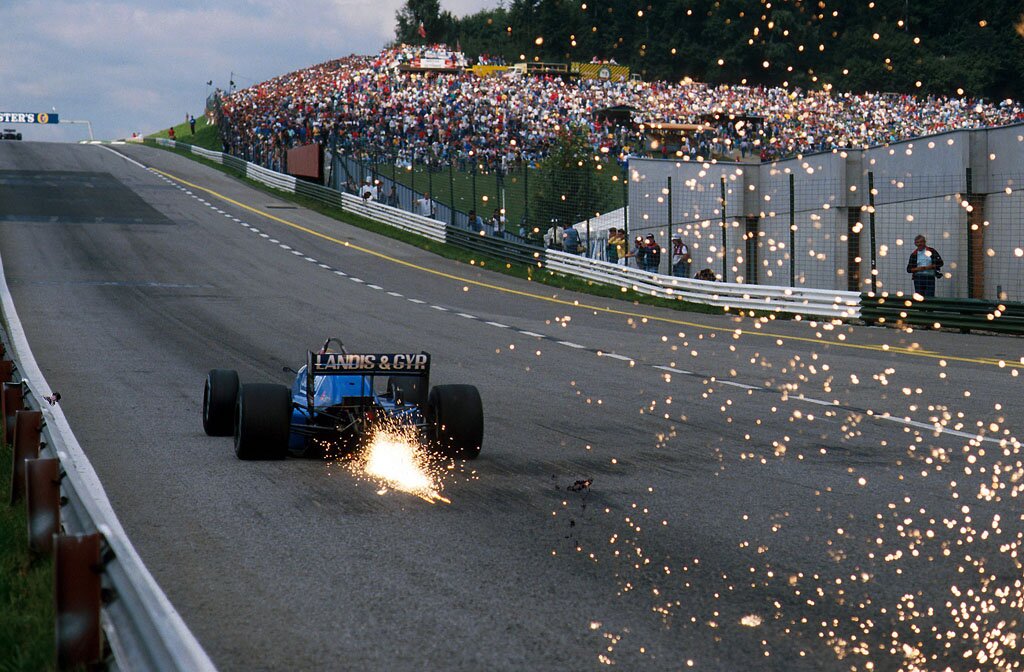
[203, 369, 239, 436]
[428, 384, 483, 459]
[387, 376, 427, 408]
[234, 383, 291, 460]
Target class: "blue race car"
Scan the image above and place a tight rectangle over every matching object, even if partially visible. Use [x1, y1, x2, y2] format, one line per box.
[202, 338, 483, 460]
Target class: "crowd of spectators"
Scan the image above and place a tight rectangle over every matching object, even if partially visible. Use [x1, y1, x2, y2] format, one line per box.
[219, 44, 1024, 172]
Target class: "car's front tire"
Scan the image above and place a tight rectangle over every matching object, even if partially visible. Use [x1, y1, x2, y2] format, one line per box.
[203, 369, 239, 436]
[428, 384, 483, 459]
[234, 383, 291, 460]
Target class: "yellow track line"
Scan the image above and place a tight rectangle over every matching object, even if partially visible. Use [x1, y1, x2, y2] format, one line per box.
[154, 168, 1023, 371]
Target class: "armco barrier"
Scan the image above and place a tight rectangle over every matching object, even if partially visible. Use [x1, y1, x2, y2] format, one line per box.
[152, 139, 862, 318]
[447, 227, 545, 267]
[544, 250, 863, 318]
[860, 294, 1024, 334]
[0, 250, 217, 671]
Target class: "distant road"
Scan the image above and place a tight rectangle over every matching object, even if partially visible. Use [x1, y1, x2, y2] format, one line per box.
[0, 141, 1020, 671]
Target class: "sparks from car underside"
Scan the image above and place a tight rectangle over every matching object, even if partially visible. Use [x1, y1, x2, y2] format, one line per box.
[348, 422, 451, 504]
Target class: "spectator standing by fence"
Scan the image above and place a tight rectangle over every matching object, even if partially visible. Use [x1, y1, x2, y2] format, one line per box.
[416, 192, 435, 218]
[671, 236, 691, 278]
[491, 209, 506, 238]
[605, 228, 620, 263]
[563, 225, 583, 255]
[545, 221, 565, 249]
[644, 235, 662, 273]
[906, 235, 944, 298]
[631, 236, 646, 269]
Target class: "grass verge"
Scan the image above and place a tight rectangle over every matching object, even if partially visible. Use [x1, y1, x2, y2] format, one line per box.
[148, 115, 221, 152]
[0, 443, 55, 672]
[143, 139, 721, 316]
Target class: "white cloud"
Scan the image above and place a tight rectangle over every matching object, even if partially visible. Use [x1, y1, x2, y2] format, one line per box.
[0, 0, 496, 141]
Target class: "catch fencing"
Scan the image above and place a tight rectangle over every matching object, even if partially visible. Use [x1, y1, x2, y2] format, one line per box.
[153, 138, 857, 318]
[628, 124, 1024, 303]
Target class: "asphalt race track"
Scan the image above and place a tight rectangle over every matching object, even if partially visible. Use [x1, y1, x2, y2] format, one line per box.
[1, 141, 1022, 671]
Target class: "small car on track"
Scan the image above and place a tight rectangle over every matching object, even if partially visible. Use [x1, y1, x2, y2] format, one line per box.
[1, 129, 22, 140]
[202, 339, 483, 460]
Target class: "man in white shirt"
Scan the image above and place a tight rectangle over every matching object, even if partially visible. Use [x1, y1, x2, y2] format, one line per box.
[416, 192, 435, 218]
[671, 236, 692, 278]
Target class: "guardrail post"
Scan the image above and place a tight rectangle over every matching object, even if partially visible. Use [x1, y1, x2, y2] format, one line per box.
[9, 409, 42, 504]
[25, 457, 60, 554]
[55, 532, 104, 669]
[2, 380, 25, 445]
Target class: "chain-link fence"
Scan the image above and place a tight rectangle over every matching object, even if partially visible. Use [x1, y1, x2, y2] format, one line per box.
[625, 156, 1024, 300]
[214, 120, 1024, 301]
[328, 139, 628, 255]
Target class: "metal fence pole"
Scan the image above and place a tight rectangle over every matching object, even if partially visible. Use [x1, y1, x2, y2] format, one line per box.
[449, 161, 455, 226]
[966, 167, 974, 298]
[524, 165, 530, 236]
[720, 177, 727, 280]
[623, 170, 629, 239]
[586, 168, 592, 256]
[411, 154, 416, 196]
[789, 172, 796, 288]
[868, 171, 878, 295]
[472, 165, 477, 214]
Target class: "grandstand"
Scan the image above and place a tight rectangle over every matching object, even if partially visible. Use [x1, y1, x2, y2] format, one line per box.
[219, 44, 1024, 174]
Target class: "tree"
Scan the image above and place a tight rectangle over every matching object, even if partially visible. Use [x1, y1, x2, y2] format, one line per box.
[395, 0, 456, 45]
[405, 0, 1024, 99]
[533, 127, 613, 235]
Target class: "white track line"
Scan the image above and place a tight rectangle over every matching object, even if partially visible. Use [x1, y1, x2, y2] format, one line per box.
[102, 144, 1011, 449]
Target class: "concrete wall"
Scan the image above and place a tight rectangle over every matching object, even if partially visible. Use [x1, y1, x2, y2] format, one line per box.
[757, 154, 849, 290]
[627, 159, 747, 280]
[630, 122, 1024, 299]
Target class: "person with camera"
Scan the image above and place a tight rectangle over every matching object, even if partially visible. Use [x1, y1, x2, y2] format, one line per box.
[906, 234, 944, 298]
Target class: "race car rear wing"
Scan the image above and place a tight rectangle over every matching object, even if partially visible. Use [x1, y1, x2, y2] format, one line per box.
[305, 351, 432, 412]
[306, 351, 431, 376]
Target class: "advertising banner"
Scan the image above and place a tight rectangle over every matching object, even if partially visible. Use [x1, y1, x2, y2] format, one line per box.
[0, 112, 60, 124]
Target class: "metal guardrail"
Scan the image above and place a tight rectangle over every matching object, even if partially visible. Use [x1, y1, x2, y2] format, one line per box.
[0, 251, 217, 671]
[544, 250, 863, 318]
[860, 294, 1024, 334]
[151, 139, 862, 318]
[340, 193, 446, 242]
[446, 227, 544, 267]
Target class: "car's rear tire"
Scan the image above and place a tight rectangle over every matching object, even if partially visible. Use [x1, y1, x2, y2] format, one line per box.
[388, 376, 427, 408]
[428, 384, 483, 459]
[203, 369, 239, 436]
[234, 383, 291, 460]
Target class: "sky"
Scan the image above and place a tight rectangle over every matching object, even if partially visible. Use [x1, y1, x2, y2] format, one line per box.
[0, 0, 493, 143]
